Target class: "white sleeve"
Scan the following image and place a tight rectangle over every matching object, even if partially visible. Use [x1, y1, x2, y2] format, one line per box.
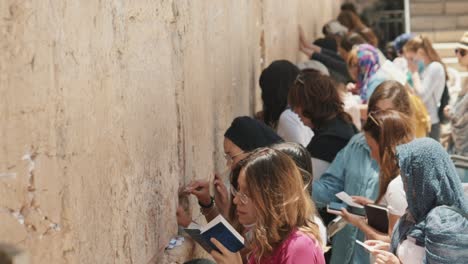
[397, 238, 425, 264]
[343, 93, 362, 130]
[276, 110, 313, 147]
[311, 158, 330, 181]
[313, 215, 327, 245]
[385, 177, 407, 216]
[418, 62, 445, 104]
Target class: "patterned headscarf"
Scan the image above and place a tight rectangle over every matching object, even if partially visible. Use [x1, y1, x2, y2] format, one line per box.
[356, 44, 380, 101]
[393, 33, 415, 54]
[391, 138, 468, 263]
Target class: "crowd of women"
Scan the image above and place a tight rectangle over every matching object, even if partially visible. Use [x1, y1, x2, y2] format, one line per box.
[175, 4, 468, 264]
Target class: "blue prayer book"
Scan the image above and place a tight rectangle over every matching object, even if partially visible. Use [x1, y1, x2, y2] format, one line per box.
[185, 215, 245, 253]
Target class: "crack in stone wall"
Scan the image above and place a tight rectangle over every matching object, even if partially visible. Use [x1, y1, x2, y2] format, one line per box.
[1, 149, 61, 244]
[0, 1, 341, 263]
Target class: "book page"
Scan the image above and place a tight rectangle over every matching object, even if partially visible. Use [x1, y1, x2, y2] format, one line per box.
[187, 222, 201, 230]
[366, 203, 388, 211]
[355, 240, 374, 252]
[336, 192, 364, 208]
[201, 215, 244, 244]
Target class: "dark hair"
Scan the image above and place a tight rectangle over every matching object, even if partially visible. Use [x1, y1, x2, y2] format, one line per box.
[385, 42, 398, 61]
[259, 60, 300, 128]
[340, 32, 367, 52]
[272, 142, 313, 194]
[338, 10, 363, 30]
[364, 81, 414, 204]
[338, 11, 378, 47]
[363, 110, 414, 203]
[184, 259, 215, 264]
[224, 116, 283, 151]
[288, 70, 353, 127]
[314, 37, 338, 53]
[367, 80, 412, 116]
[341, 2, 357, 14]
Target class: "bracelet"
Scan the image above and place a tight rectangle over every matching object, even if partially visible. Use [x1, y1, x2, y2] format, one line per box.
[199, 196, 214, 209]
[201, 205, 217, 216]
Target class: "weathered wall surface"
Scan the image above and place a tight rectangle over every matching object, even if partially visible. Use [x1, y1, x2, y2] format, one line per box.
[0, 1, 340, 263]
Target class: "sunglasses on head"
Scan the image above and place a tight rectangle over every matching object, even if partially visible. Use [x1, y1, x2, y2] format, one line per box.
[455, 48, 467, 57]
[368, 111, 381, 127]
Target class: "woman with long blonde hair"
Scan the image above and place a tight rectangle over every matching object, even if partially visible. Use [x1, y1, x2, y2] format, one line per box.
[210, 148, 325, 264]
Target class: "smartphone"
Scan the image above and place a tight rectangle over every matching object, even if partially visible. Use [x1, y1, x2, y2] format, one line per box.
[327, 202, 348, 215]
[355, 240, 374, 252]
[348, 206, 367, 217]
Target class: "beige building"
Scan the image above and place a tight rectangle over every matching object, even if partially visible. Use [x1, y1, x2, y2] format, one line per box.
[410, 0, 468, 86]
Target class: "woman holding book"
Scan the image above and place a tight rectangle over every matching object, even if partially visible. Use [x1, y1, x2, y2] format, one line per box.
[340, 109, 414, 241]
[312, 80, 413, 264]
[210, 148, 325, 264]
[366, 138, 468, 263]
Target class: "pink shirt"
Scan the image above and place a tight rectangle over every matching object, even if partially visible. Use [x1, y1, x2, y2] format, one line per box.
[248, 229, 325, 264]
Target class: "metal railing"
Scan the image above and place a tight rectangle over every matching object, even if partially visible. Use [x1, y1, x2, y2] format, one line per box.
[368, 10, 406, 51]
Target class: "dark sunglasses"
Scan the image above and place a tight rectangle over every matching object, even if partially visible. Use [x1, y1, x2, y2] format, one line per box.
[455, 48, 467, 57]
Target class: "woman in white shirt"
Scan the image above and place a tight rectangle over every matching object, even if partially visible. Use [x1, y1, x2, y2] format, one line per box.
[340, 110, 414, 242]
[259, 60, 313, 147]
[403, 35, 448, 141]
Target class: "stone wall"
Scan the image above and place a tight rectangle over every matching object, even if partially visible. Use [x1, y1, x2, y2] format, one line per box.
[411, 0, 468, 42]
[0, 1, 341, 263]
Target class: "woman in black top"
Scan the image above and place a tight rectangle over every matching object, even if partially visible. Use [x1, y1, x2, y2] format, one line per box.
[288, 69, 358, 264]
[288, 70, 358, 163]
[299, 26, 352, 85]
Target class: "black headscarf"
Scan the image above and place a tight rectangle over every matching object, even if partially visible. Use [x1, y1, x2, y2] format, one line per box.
[224, 116, 283, 152]
[259, 60, 299, 128]
[314, 37, 338, 53]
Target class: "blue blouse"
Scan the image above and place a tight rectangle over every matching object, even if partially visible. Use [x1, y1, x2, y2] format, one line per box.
[312, 133, 380, 264]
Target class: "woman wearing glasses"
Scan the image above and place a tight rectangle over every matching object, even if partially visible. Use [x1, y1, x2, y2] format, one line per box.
[182, 116, 282, 222]
[210, 148, 325, 264]
[340, 109, 413, 240]
[312, 80, 413, 264]
[403, 35, 448, 141]
[444, 32, 468, 157]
